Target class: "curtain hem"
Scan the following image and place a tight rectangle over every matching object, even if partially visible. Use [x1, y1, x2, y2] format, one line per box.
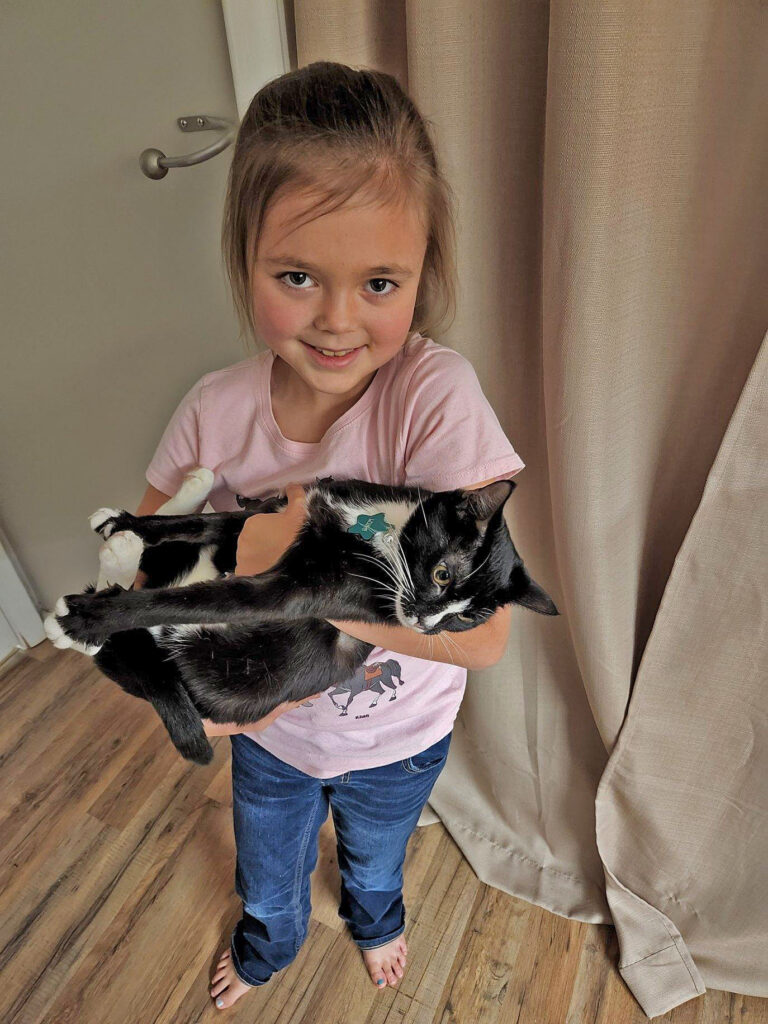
[601, 864, 706, 1018]
[423, 801, 611, 924]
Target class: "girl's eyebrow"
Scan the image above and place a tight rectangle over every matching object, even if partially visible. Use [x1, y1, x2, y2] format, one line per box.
[264, 254, 413, 278]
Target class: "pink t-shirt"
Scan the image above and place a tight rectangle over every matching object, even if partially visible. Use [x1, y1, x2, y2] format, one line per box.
[145, 332, 525, 777]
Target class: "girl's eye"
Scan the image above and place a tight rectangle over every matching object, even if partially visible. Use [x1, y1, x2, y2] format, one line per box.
[432, 565, 451, 586]
[366, 278, 397, 296]
[276, 273, 398, 296]
[279, 272, 313, 289]
[457, 613, 474, 623]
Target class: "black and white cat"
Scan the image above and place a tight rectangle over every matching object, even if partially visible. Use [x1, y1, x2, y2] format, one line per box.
[44, 469, 558, 765]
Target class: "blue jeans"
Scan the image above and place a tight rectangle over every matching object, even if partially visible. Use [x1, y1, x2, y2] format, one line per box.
[228, 729, 452, 987]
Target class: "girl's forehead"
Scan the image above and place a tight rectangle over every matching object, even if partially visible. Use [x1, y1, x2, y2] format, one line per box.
[259, 187, 428, 261]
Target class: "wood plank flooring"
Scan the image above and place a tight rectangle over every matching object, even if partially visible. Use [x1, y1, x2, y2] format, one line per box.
[2, 642, 767, 1024]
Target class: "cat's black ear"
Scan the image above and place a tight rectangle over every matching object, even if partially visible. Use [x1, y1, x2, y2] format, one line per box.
[505, 568, 559, 616]
[459, 480, 516, 524]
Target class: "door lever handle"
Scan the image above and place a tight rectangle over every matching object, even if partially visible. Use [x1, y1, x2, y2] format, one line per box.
[140, 115, 236, 180]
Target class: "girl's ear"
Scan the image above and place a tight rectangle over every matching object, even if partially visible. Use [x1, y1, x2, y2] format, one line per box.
[502, 566, 559, 616]
[459, 480, 516, 524]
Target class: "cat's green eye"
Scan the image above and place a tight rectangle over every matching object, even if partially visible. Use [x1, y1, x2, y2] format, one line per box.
[457, 613, 474, 623]
[432, 564, 451, 586]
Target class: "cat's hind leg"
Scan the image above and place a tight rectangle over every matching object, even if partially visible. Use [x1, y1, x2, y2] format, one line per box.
[157, 467, 214, 515]
[94, 628, 214, 765]
[96, 530, 145, 590]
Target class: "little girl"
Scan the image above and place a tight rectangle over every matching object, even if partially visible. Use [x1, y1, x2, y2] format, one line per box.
[136, 62, 525, 1011]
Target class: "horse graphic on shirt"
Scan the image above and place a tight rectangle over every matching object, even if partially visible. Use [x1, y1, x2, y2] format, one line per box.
[327, 659, 404, 716]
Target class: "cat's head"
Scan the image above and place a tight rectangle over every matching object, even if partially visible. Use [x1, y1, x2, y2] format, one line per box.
[397, 480, 558, 634]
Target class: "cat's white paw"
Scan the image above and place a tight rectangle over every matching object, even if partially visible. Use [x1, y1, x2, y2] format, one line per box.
[182, 467, 215, 491]
[43, 601, 102, 655]
[157, 467, 215, 515]
[89, 507, 124, 538]
[97, 530, 144, 590]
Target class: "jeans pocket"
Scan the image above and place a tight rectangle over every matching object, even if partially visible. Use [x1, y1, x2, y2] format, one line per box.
[401, 732, 451, 774]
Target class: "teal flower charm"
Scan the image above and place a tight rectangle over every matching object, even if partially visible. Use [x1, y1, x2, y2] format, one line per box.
[347, 512, 394, 540]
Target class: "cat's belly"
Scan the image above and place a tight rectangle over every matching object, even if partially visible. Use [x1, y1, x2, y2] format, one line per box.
[148, 544, 231, 642]
[150, 623, 229, 643]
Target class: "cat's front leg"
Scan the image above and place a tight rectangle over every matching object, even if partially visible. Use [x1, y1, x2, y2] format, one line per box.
[45, 572, 381, 651]
[89, 507, 250, 547]
[43, 575, 270, 651]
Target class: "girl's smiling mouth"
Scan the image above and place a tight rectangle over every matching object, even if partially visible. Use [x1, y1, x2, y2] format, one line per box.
[300, 340, 366, 367]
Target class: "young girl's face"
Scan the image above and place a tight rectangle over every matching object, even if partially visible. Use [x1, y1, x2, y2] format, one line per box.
[251, 186, 428, 402]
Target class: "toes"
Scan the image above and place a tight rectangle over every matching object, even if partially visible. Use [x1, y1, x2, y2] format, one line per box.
[43, 600, 103, 656]
[89, 507, 124, 537]
[212, 982, 248, 1010]
[44, 609, 71, 648]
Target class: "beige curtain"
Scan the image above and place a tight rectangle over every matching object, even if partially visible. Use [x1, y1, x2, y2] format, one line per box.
[293, 2, 768, 1017]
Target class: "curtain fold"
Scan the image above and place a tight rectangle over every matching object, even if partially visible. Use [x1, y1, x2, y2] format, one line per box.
[290, 1, 768, 1016]
[596, 327, 768, 1014]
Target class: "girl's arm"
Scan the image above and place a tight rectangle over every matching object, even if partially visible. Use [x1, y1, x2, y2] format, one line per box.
[202, 691, 325, 736]
[136, 483, 174, 516]
[325, 606, 511, 671]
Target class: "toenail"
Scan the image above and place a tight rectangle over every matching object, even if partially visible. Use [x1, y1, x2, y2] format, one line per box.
[377, 978, 385, 985]
[216, 997, 224, 1007]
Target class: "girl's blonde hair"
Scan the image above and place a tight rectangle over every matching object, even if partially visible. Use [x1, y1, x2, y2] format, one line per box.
[221, 61, 457, 348]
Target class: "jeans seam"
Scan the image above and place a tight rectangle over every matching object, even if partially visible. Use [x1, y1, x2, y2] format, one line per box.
[229, 937, 266, 988]
[292, 786, 323, 953]
[355, 925, 406, 950]
[402, 756, 444, 775]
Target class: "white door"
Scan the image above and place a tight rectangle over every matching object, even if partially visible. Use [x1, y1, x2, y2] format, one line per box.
[1, 2, 289, 612]
[0, 534, 45, 662]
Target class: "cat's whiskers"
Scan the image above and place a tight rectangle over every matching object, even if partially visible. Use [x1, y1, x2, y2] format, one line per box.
[392, 533, 415, 595]
[354, 552, 404, 594]
[441, 630, 464, 662]
[436, 632, 456, 665]
[345, 570, 398, 600]
[376, 539, 413, 599]
[345, 572, 400, 612]
[416, 486, 429, 529]
[464, 551, 491, 582]
[354, 550, 414, 602]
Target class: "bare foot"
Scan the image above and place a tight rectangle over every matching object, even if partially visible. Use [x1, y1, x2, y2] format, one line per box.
[209, 948, 255, 1009]
[361, 935, 408, 988]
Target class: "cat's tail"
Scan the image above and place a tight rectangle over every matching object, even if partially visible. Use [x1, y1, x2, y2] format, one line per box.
[94, 630, 214, 766]
[146, 672, 215, 766]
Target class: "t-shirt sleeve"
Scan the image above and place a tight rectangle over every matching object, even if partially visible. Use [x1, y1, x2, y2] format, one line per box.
[145, 377, 204, 495]
[402, 351, 525, 491]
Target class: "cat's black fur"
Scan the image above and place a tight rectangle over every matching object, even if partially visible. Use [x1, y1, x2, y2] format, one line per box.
[49, 477, 557, 765]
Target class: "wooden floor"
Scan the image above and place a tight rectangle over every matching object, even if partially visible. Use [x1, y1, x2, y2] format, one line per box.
[2, 642, 767, 1024]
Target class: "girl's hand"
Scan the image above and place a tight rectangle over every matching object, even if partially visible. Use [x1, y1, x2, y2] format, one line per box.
[234, 482, 308, 576]
[202, 690, 325, 736]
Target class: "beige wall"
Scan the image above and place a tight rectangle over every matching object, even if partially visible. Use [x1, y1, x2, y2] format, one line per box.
[1, 0, 247, 611]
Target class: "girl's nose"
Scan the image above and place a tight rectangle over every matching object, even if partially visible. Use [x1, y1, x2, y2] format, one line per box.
[313, 291, 356, 336]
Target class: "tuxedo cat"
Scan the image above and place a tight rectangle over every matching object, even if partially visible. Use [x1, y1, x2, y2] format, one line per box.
[44, 470, 558, 765]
